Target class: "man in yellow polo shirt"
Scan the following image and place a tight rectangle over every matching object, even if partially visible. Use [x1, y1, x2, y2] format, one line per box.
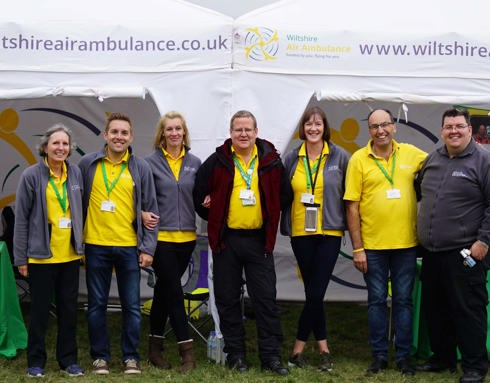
[193, 110, 293, 375]
[344, 109, 427, 376]
[79, 113, 158, 375]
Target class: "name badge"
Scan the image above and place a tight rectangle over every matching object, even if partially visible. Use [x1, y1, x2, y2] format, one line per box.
[101, 200, 116, 212]
[386, 189, 401, 199]
[301, 193, 315, 204]
[239, 189, 254, 200]
[58, 217, 72, 229]
[242, 196, 256, 206]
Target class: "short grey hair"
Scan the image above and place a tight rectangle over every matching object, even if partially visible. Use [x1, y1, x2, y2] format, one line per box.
[37, 123, 74, 157]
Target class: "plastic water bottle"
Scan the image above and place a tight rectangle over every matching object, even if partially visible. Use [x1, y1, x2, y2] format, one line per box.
[218, 337, 227, 365]
[215, 336, 221, 364]
[461, 248, 476, 267]
[207, 331, 215, 360]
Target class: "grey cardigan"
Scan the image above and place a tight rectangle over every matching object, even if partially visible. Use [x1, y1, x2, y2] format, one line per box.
[145, 147, 201, 232]
[280, 141, 350, 236]
[14, 160, 84, 266]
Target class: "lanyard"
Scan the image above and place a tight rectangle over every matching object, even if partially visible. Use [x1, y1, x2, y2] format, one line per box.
[372, 150, 397, 186]
[101, 161, 127, 199]
[48, 176, 67, 215]
[303, 146, 323, 195]
[232, 153, 257, 190]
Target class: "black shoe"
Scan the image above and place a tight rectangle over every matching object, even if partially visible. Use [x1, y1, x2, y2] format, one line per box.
[367, 357, 388, 373]
[261, 359, 289, 376]
[226, 355, 248, 373]
[460, 370, 485, 383]
[397, 359, 415, 376]
[415, 359, 456, 373]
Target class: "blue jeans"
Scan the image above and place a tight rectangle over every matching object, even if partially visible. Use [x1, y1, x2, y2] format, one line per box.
[85, 244, 141, 362]
[364, 247, 416, 362]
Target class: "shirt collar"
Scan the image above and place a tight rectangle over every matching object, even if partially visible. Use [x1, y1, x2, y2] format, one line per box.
[298, 141, 330, 157]
[162, 146, 185, 160]
[104, 148, 129, 164]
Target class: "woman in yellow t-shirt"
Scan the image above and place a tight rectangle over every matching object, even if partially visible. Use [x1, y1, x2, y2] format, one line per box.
[142, 111, 202, 372]
[14, 125, 84, 378]
[280, 107, 350, 372]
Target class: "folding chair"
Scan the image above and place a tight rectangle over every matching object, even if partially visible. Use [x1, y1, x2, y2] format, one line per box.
[181, 248, 212, 342]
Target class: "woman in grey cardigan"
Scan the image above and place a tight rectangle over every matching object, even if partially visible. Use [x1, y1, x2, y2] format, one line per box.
[280, 107, 350, 372]
[142, 111, 201, 373]
[14, 124, 84, 378]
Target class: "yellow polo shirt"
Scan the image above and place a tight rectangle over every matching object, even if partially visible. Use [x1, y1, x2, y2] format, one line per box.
[344, 140, 427, 249]
[30, 161, 80, 264]
[227, 145, 263, 229]
[291, 143, 343, 237]
[84, 150, 137, 246]
[158, 147, 196, 243]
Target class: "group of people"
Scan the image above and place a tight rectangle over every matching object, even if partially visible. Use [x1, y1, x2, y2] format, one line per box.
[12, 106, 489, 383]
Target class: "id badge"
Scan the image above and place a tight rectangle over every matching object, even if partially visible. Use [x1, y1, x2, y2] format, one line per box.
[58, 217, 72, 229]
[304, 206, 318, 232]
[101, 200, 116, 212]
[239, 189, 254, 200]
[242, 195, 256, 206]
[300, 193, 315, 205]
[386, 189, 401, 199]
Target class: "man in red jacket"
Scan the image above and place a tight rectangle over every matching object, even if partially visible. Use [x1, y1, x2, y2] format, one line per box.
[193, 110, 292, 375]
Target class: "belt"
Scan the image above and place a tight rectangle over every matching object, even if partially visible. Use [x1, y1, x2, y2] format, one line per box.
[224, 227, 264, 237]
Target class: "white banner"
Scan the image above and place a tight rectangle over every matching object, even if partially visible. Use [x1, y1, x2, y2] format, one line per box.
[0, 0, 232, 72]
[233, 25, 490, 78]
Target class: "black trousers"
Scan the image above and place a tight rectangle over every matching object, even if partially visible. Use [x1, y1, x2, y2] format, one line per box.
[420, 247, 488, 375]
[213, 229, 283, 362]
[27, 260, 80, 369]
[150, 240, 195, 341]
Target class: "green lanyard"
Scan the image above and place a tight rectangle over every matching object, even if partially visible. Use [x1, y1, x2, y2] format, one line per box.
[232, 153, 257, 190]
[372, 150, 397, 187]
[303, 147, 323, 194]
[101, 161, 127, 199]
[48, 176, 67, 215]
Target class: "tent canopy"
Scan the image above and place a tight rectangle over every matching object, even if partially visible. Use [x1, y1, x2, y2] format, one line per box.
[234, 0, 490, 80]
[0, 0, 232, 73]
[0, 0, 234, 165]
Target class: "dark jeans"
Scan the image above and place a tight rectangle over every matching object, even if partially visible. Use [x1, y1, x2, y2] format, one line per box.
[213, 229, 283, 363]
[85, 244, 141, 362]
[364, 247, 416, 362]
[150, 240, 195, 341]
[291, 235, 341, 341]
[420, 247, 488, 375]
[27, 260, 80, 369]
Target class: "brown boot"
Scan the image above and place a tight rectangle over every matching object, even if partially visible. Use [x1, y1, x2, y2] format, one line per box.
[148, 335, 171, 369]
[178, 340, 196, 373]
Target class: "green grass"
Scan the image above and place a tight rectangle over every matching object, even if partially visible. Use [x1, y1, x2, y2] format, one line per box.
[0, 301, 462, 382]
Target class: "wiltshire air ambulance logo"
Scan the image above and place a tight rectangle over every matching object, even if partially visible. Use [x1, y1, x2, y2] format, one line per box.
[244, 27, 279, 61]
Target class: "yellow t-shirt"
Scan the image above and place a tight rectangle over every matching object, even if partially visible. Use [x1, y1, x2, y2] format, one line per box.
[30, 161, 80, 264]
[291, 143, 343, 237]
[84, 150, 137, 246]
[227, 145, 263, 229]
[163, 147, 185, 181]
[344, 140, 427, 249]
[158, 147, 197, 243]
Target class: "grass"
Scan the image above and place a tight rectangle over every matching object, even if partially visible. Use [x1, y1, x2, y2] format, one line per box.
[0, 300, 463, 383]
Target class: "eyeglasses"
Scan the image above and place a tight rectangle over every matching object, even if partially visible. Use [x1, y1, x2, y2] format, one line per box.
[232, 128, 255, 135]
[369, 121, 394, 130]
[442, 124, 469, 132]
